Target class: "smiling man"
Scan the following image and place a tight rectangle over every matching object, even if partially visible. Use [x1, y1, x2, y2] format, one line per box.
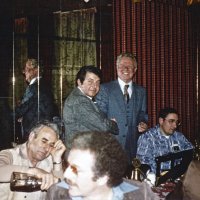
[0, 120, 66, 200]
[136, 107, 194, 184]
[63, 65, 119, 146]
[46, 131, 159, 200]
[96, 53, 148, 167]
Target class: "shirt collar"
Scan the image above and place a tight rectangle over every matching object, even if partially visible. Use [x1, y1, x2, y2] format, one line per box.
[118, 78, 132, 95]
[77, 87, 93, 100]
[29, 76, 41, 85]
[18, 142, 35, 167]
[158, 126, 171, 139]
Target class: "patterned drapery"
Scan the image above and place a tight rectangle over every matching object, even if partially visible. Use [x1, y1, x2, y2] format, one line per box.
[112, 0, 199, 143]
[53, 8, 97, 115]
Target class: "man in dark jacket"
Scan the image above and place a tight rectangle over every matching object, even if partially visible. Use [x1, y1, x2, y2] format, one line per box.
[46, 131, 158, 200]
[15, 58, 58, 142]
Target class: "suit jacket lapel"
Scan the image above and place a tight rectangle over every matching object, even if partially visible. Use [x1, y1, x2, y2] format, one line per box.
[131, 83, 141, 110]
[113, 81, 127, 112]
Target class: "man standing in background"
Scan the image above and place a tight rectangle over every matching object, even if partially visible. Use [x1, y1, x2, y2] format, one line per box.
[15, 58, 58, 142]
[96, 53, 148, 164]
[63, 65, 118, 146]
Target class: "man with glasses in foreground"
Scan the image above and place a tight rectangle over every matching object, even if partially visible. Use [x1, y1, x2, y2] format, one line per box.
[136, 107, 193, 185]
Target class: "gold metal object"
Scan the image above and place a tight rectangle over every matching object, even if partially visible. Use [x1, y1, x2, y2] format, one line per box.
[131, 158, 144, 182]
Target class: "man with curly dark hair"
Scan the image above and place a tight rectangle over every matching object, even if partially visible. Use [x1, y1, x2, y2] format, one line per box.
[46, 131, 158, 200]
[63, 65, 119, 147]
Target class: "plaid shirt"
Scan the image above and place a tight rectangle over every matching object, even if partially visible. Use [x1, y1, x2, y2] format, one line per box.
[136, 125, 193, 173]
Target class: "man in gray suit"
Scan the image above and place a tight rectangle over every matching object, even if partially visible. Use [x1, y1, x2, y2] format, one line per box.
[63, 65, 118, 146]
[96, 53, 148, 164]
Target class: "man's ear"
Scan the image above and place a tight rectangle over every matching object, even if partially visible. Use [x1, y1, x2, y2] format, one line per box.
[77, 79, 81, 87]
[159, 117, 164, 125]
[96, 175, 109, 186]
[28, 131, 35, 141]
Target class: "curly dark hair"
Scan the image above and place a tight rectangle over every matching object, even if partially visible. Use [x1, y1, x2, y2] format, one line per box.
[75, 65, 102, 86]
[70, 131, 128, 187]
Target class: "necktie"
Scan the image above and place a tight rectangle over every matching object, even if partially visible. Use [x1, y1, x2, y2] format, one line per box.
[124, 85, 129, 103]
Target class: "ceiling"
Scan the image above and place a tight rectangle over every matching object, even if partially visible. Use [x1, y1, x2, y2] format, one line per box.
[0, 0, 112, 16]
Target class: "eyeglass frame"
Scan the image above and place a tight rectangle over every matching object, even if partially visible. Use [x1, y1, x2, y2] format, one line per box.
[163, 118, 181, 126]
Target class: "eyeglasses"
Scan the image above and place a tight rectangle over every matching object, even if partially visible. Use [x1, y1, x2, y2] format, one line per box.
[164, 118, 181, 126]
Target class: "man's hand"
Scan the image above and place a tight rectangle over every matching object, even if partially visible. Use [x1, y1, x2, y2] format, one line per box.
[51, 140, 66, 163]
[17, 117, 23, 123]
[28, 167, 60, 190]
[138, 122, 148, 133]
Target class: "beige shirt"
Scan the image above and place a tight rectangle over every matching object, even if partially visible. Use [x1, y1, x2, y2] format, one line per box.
[0, 143, 62, 200]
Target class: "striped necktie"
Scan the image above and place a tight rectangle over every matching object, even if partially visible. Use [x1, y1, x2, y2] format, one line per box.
[124, 84, 129, 103]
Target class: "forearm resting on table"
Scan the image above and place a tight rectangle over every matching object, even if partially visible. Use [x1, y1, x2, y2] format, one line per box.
[0, 165, 29, 182]
[28, 167, 62, 183]
[0, 165, 64, 183]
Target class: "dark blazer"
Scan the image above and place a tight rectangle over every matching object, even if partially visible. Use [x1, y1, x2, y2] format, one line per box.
[96, 80, 148, 161]
[15, 78, 57, 140]
[63, 87, 118, 145]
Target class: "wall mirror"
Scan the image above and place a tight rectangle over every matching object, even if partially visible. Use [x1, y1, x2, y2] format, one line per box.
[0, 0, 113, 146]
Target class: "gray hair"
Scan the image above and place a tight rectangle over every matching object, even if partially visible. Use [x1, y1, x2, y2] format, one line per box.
[26, 58, 44, 74]
[116, 53, 137, 69]
[30, 120, 60, 139]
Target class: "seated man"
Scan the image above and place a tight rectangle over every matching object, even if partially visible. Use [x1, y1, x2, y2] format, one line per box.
[0, 120, 66, 200]
[46, 131, 159, 200]
[136, 107, 193, 185]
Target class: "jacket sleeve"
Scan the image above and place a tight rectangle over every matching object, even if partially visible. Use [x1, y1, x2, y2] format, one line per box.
[74, 97, 118, 135]
[15, 85, 36, 118]
[95, 85, 109, 116]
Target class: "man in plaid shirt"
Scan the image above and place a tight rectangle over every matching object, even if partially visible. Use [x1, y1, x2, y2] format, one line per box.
[136, 107, 193, 183]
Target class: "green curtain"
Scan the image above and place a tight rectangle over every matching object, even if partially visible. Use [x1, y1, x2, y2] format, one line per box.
[52, 8, 97, 115]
